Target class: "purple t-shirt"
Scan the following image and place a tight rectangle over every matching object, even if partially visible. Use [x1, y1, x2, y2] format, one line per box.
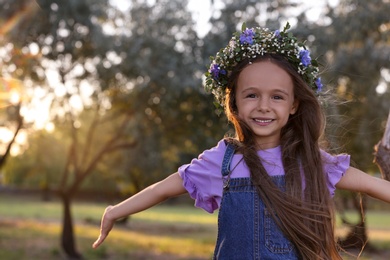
[178, 139, 350, 213]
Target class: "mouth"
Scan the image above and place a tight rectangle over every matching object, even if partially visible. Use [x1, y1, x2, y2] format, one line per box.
[253, 118, 274, 126]
[254, 119, 273, 123]
[253, 118, 274, 123]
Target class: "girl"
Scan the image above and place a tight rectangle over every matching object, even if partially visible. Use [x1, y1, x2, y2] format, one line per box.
[92, 23, 390, 259]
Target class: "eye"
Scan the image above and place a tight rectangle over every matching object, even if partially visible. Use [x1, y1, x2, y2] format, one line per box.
[246, 93, 257, 98]
[272, 95, 284, 100]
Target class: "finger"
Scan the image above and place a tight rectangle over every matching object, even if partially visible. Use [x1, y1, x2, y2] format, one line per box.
[92, 234, 105, 249]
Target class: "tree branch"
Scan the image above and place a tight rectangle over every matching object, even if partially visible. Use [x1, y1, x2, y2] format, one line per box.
[0, 102, 23, 169]
[81, 104, 101, 164]
[68, 112, 136, 194]
[105, 142, 137, 152]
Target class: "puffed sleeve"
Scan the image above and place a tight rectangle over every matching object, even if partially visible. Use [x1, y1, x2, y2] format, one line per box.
[321, 150, 351, 197]
[178, 140, 226, 213]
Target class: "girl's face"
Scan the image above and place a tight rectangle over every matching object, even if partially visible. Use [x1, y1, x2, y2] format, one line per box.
[235, 61, 298, 149]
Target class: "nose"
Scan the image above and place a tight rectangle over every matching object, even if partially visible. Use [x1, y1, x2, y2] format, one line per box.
[257, 98, 270, 112]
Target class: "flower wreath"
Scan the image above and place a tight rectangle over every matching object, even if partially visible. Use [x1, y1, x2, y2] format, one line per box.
[204, 22, 323, 112]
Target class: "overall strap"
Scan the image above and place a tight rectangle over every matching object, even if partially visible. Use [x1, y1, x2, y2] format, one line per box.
[221, 141, 236, 177]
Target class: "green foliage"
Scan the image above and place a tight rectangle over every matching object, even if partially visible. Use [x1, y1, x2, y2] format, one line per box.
[294, 0, 390, 171]
[3, 129, 66, 187]
[2, 0, 389, 255]
[1, 0, 229, 197]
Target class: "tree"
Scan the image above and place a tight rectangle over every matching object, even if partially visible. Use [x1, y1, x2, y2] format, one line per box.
[0, 0, 138, 257]
[109, 0, 230, 191]
[0, 99, 23, 171]
[292, 0, 390, 251]
[4, 0, 130, 257]
[1, 0, 228, 258]
[202, 0, 301, 63]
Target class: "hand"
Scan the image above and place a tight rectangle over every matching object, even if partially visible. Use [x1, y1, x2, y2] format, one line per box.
[92, 206, 115, 249]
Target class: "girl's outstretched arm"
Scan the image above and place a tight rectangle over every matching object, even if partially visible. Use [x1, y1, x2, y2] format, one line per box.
[336, 167, 390, 203]
[92, 172, 186, 249]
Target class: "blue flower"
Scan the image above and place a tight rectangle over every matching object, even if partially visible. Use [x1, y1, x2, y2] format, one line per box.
[210, 64, 226, 80]
[315, 77, 323, 92]
[274, 29, 280, 38]
[239, 28, 255, 45]
[299, 49, 311, 67]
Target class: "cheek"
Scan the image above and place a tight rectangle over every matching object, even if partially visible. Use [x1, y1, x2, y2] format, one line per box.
[235, 99, 248, 113]
[237, 111, 245, 121]
[235, 105, 248, 121]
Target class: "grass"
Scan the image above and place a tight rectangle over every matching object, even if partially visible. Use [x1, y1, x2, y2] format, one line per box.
[0, 193, 217, 259]
[1, 193, 390, 259]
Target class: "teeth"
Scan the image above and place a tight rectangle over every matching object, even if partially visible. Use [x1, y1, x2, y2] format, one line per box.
[254, 119, 272, 123]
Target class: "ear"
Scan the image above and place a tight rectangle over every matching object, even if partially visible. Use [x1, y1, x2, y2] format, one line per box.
[290, 100, 299, 115]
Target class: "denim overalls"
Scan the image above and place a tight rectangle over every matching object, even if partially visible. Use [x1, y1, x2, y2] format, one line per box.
[213, 143, 300, 259]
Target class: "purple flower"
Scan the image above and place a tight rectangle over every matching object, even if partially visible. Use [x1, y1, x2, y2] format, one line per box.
[210, 63, 226, 80]
[299, 49, 311, 67]
[274, 29, 280, 38]
[239, 28, 255, 45]
[315, 77, 323, 92]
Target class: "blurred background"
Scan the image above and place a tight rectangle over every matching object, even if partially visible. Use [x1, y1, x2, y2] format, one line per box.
[0, 0, 389, 259]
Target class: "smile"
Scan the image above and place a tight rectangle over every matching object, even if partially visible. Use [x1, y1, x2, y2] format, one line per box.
[254, 119, 273, 123]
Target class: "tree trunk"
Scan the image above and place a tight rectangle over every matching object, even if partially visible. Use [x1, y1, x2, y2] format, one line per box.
[0, 102, 23, 170]
[60, 192, 82, 259]
[339, 111, 390, 251]
[374, 111, 390, 180]
[338, 195, 369, 250]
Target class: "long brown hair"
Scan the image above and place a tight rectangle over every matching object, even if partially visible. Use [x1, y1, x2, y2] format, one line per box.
[225, 54, 341, 259]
